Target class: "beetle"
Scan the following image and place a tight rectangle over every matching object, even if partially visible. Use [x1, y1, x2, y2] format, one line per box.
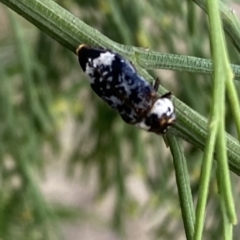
[76, 44, 175, 134]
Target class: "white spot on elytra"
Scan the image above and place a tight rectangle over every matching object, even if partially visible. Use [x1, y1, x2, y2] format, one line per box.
[102, 71, 108, 76]
[104, 95, 122, 106]
[93, 52, 115, 67]
[85, 64, 94, 83]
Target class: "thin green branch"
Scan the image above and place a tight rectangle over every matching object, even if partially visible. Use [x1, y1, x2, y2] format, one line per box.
[209, 0, 237, 225]
[226, 78, 240, 140]
[134, 48, 240, 81]
[218, 184, 233, 240]
[194, 0, 237, 238]
[193, 0, 240, 53]
[216, 129, 237, 224]
[192, 0, 240, 142]
[167, 135, 195, 240]
[193, 0, 240, 142]
[193, 121, 217, 240]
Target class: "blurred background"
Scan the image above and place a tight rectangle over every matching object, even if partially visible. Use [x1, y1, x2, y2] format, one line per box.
[0, 0, 240, 239]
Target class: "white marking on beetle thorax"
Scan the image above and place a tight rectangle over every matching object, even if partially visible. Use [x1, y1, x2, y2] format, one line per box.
[150, 98, 174, 118]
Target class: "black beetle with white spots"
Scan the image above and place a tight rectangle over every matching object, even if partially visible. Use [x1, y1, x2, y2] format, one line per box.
[76, 44, 176, 134]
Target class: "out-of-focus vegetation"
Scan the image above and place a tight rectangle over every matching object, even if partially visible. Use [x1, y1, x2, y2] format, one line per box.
[0, 0, 240, 239]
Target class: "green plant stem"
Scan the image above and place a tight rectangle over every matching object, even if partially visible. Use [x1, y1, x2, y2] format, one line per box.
[194, 0, 237, 238]
[193, 0, 240, 53]
[194, 0, 240, 144]
[216, 130, 237, 225]
[167, 135, 195, 240]
[193, 122, 217, 240]
[1, 0, 240, 177]
[209, 0, 237, 224]
[226, 78, 240, 140]
[134, 48, 240, 81]
[217, 176, 233, 240]
[192, 0, 240, 142]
